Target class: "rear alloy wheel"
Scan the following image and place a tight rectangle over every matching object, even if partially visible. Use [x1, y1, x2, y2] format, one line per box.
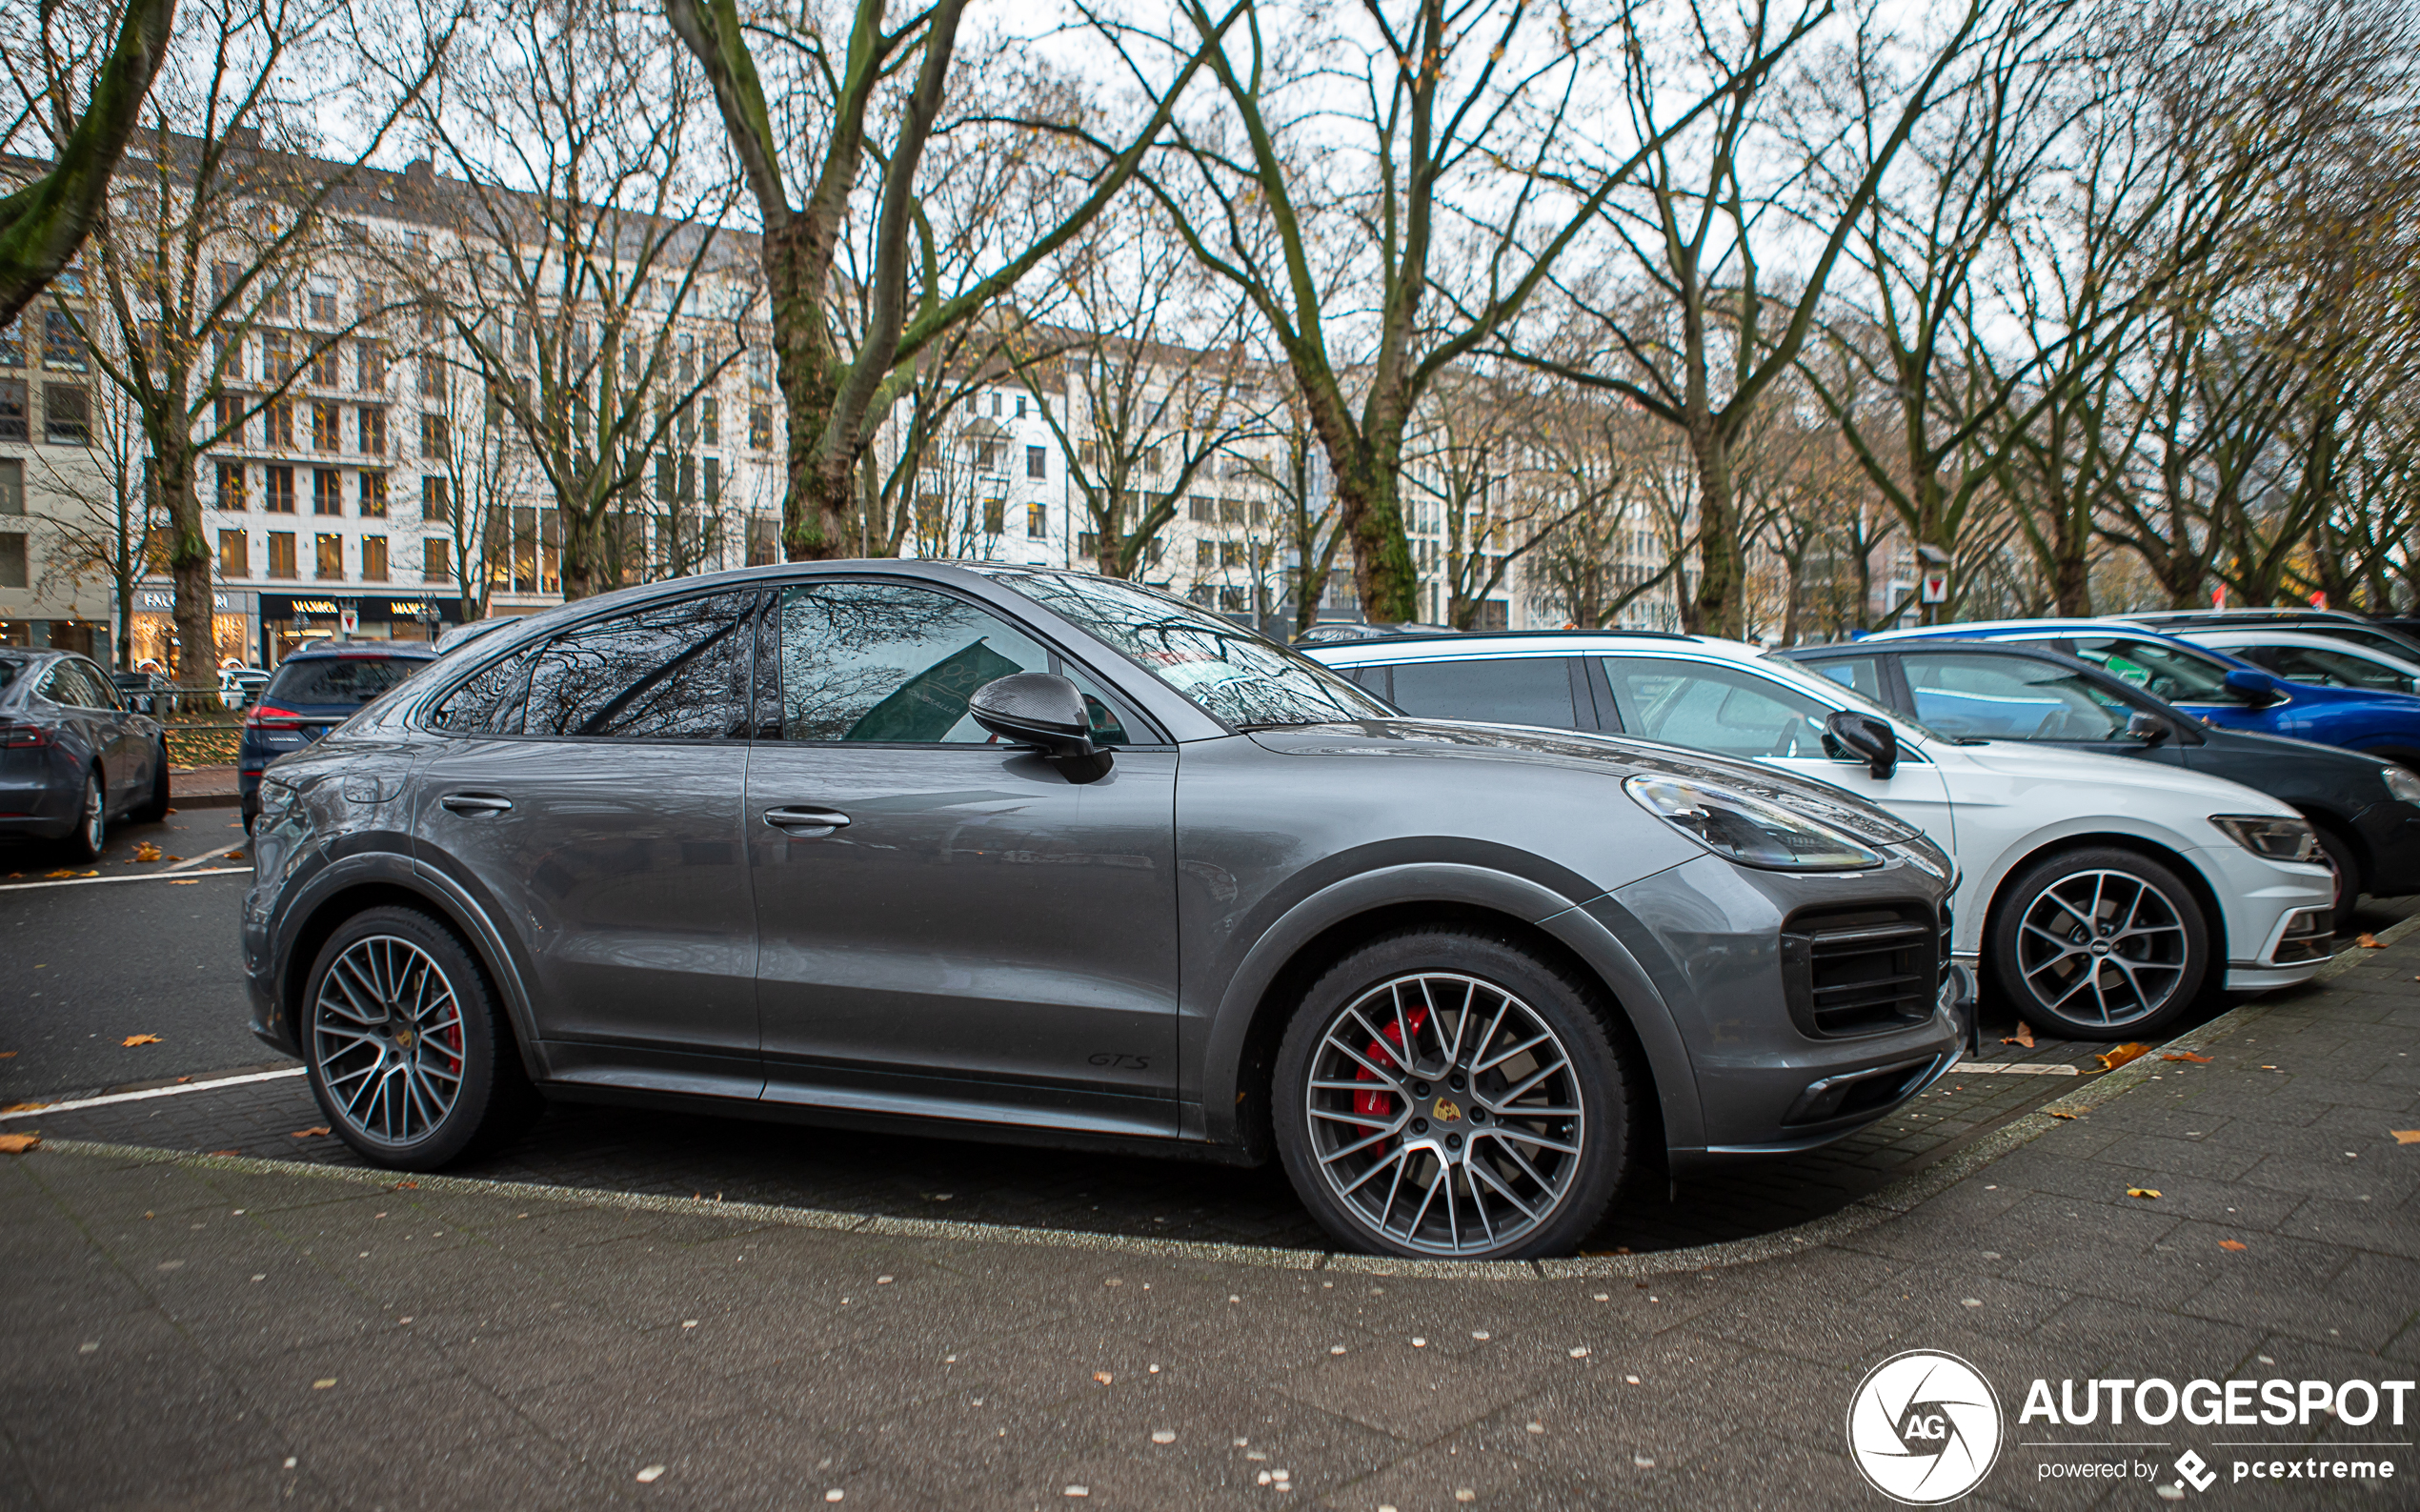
[1989, 847, 2209, 1040]
[1274, 931, 1633, 1260]
[61, 773, 105, 862]
[2312, 826, 2360, 922]
[303, 907, 538, 1169]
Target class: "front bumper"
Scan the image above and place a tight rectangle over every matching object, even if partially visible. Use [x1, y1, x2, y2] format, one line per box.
[2196, 841, 2335, 993]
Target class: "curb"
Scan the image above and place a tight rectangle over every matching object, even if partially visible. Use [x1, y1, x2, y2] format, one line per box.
[21, 917, 2416, 1282]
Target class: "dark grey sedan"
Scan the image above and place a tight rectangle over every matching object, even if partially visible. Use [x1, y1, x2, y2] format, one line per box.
[0, 649, 171, 859]
[243, 563, 1961, 1260]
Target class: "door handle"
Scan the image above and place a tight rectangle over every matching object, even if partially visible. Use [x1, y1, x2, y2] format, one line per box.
[763, 805, 851, 834]
[440, 793, 514, 816]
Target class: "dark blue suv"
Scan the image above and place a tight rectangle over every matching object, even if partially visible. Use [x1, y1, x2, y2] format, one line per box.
[240, 641, 440, 828]
[1860, 618, 2420, 771]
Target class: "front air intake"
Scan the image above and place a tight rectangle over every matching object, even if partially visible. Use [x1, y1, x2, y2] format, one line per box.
[1781, 903, 1943, 1038]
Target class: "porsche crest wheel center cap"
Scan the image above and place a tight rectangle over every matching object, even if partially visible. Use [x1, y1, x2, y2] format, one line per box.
[1431, 1098, 1462, 1122]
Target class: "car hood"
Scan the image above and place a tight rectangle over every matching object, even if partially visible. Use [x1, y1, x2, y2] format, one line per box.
[1247, 718, 1926, 848]
[1925, 735, 2299, 816]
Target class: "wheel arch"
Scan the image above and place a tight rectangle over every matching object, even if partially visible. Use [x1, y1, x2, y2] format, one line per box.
[1978, 830, 2229, 972]
[273, 857, 544, 1081]
[1200, 864, 1697, 1168]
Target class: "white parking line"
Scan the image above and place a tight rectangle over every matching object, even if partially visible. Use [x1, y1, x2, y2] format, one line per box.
[0, 1066, 306, 1120]
[1954, 1062, 2085, 1076]
[162, 839, 249, 872]
[0, 866, 252, 893]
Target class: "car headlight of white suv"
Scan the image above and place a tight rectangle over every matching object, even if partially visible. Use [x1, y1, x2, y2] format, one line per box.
[2208, 814, 2319, 863]
[1626, 775, 1886, 871]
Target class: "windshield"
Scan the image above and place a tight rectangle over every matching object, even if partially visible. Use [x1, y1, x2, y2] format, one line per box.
[991, 571, 1394, 728]
[2061, 635, 2244, 703]
[268, 655, 427, 707]
[1754, 650, 1945, 741]
[1899, 652, 2144, 740]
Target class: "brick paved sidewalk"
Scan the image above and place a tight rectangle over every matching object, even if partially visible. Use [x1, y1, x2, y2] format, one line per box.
[4, 941, 2413, 1509]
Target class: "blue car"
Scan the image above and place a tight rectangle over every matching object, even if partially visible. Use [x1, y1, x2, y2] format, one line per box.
[1858, 618, 2420, 771]
[240, 641, 440, 828]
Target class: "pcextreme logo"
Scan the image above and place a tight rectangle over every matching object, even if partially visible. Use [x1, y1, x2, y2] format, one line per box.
[1846, 1350, 2005, 1505]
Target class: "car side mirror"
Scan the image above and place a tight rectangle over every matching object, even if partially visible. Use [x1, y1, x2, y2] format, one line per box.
[2124, 711, 2171, 743]
[1824, 709, 1898, 780]
[2223, 668, 2283, 708]
[969, 673, 1114, 783]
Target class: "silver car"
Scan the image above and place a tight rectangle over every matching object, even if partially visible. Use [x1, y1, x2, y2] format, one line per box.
[243, 564, 1961, 1260]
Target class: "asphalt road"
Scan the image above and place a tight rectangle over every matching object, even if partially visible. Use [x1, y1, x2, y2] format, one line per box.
[0, 809, 261, 1103]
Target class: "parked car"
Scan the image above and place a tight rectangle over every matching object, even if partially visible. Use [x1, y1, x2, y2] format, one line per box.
[1858, 618, 2420, 771]
[0, 650, 171, 859]
[2164, 628, 2420, 696]
[244, 563, 1965, 1260]
[219, 666, 272, 712]
[240, 641, 441, 828]
[1305, 631, 2335, 1039]
[2121, 608, 2420, 664]
[109, 669, 175, 716]
[1781, 638, 2420, 917]
[1292, 621, 1458, 645]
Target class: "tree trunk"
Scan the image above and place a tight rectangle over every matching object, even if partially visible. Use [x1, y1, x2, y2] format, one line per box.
[561, 511, 612, 600]
[1330, 446, 1419, 623]
[1688, 423, 1743, 637]
[151, 432, 216, 687]
[761, 220, 850, 561]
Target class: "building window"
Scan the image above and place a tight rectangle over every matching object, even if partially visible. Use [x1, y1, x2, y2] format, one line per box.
[749, 403, 770, 450]
[357, 339, 385, 392]
[0, 378, 25, 442]
[419, 356, 443, 397]
[1078, 532, 1099, 558]
[308, 287, 338, 325]
[703, 457, 720, 506]
[1195, 539, 1215, 571]
[1188, 495, 1214, 523]
[312, 401, 341, 452]
[0, 458, 20, 515]
[421, 475, 449, 522]
[309, 343, 340, 387]
[420, 413, 448, 457]
[0, 316, 20, 367]
[264, 466, 295, 514]
[1219, 586, 1247, 612]
[263, 330, 293, 381]
[358, 406, 386, 455]
[265, 400, 294, 449]
[359, 472, 388, 518]
[655, 452, 674, 504]
[217, 462, 247, 509]
[0, 533, 24, 589]
[214, 393, 246, 446]
[267, 531, 296, 578]
[314, 533, 342, 579]
[982, 498, 1005, 535]
[748, 514, 777, 566]
[361, 535, 389, 581]
[973, 439, 1004, 473]
[43, 383, 89, 443]
[313, 469, 343, 515]
[678, 454, 696, 504]
[1220, 497, 1247, 526]
[1025, 502, 1045, 539]
[423, 538, 453, 583]
[43, 310, 85, 370]
[1026, 445, 1047, 480]
[217, 529, 247, 578]
[701, 396, 719, 446]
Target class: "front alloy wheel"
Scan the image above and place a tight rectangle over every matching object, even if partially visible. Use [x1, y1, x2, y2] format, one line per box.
[1990, 847, 2209, 1039]
[1275, 933, 1633, 1260]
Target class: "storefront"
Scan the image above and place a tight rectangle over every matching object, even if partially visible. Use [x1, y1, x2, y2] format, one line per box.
[0, 617, 111, 664]
[257, 594, 465, 666]
[127, 589, 251, 675]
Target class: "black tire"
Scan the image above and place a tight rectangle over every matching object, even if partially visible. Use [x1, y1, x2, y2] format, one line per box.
[301, 906, 540, 1170]
[2312, 824, 2361, 923]
[1987, 846, 2209, 1040]
[60, 772, 105, 862]
[1272, 928, 1637, 1260]
[129, 744, 171, 824]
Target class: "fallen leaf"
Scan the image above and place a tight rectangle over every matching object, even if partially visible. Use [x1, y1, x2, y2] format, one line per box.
[169, 879, 199, 885]
[2096, 1042, 2152, 1072]
[2162, 1051, 2213, 1063]
[44, 869, 76, 879]
[2356, 933, 2385, 948]
[2391, 1130, 2420, 1145]
[2218, 1240, 2248, 1252]
[291, 1126, 331, 1138]
[211, 1150, 240, 1157]
[133, 842, 160, 862]
[635, 1465, 666, 1483]
[311, 1379, 335, 1390]
[1, 1100, 50, 1114]
[163, 855, 184, 863]
[0, 1051, 14, 1058]
[2127, 1188, 2162, 1200]
[1092, 1372, 1113, 1385]
[226, 850, 246, 861]
[2002, 1022, 2036, 1049]
[0, 1133, 41, 1154]
[121, 1035, 162, 1047]
[2047, 1109, 2078, 1119]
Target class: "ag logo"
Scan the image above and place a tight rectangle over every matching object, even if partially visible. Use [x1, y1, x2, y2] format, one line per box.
[1845, 1350, 2003, 1504]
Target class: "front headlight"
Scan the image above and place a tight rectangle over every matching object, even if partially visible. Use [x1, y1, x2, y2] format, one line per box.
[1626, 775, 1885, 870]
[2383, 765, 2420, 806]
[2208, 814, 2319, 863]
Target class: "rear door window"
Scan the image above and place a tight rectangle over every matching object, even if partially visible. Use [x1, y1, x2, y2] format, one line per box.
[1805, 655, 1885, 701]
[768, 581, 1050, 743]
[522, 592, 758, 739]
[1383, 657, 1580, 729]
[2235, 643, 2417, 694]
[269, 655, 427, 708]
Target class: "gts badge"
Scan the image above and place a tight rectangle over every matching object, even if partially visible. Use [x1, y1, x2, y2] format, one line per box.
[1086, 1053, 1153, 1071]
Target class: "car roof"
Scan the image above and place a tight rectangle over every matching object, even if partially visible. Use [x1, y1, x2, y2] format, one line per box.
[1301, 629, 1718, 663]
[278, 639, 440, 661]
[2178, 627, 2420, 659]
[2124, 608, 2374, 626]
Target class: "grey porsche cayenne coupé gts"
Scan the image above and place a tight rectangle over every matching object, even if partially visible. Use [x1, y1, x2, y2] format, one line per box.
[245, 563, 1962, 1259]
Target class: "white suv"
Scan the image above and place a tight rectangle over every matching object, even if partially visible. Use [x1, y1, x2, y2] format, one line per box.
[1305, 631, 2335, 1039]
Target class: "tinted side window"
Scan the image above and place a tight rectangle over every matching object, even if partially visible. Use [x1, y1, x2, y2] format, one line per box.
[1806, 655, 1883, 701]
[37, 664, 81, 706]
[523, 593, 757, 739]
[428, 654, 532, 735]
[1601, 656, 1832, 758]
[773, 581, 1050, 742]
[2242, 643, 2415, 694]
[1384, 657, 1579, 729]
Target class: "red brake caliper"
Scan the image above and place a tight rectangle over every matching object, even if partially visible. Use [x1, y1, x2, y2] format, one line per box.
[1353, 1005, 1429, 1133]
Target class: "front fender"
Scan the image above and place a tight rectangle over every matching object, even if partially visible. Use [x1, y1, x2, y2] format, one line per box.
[1192, 860, 1701, 1156]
